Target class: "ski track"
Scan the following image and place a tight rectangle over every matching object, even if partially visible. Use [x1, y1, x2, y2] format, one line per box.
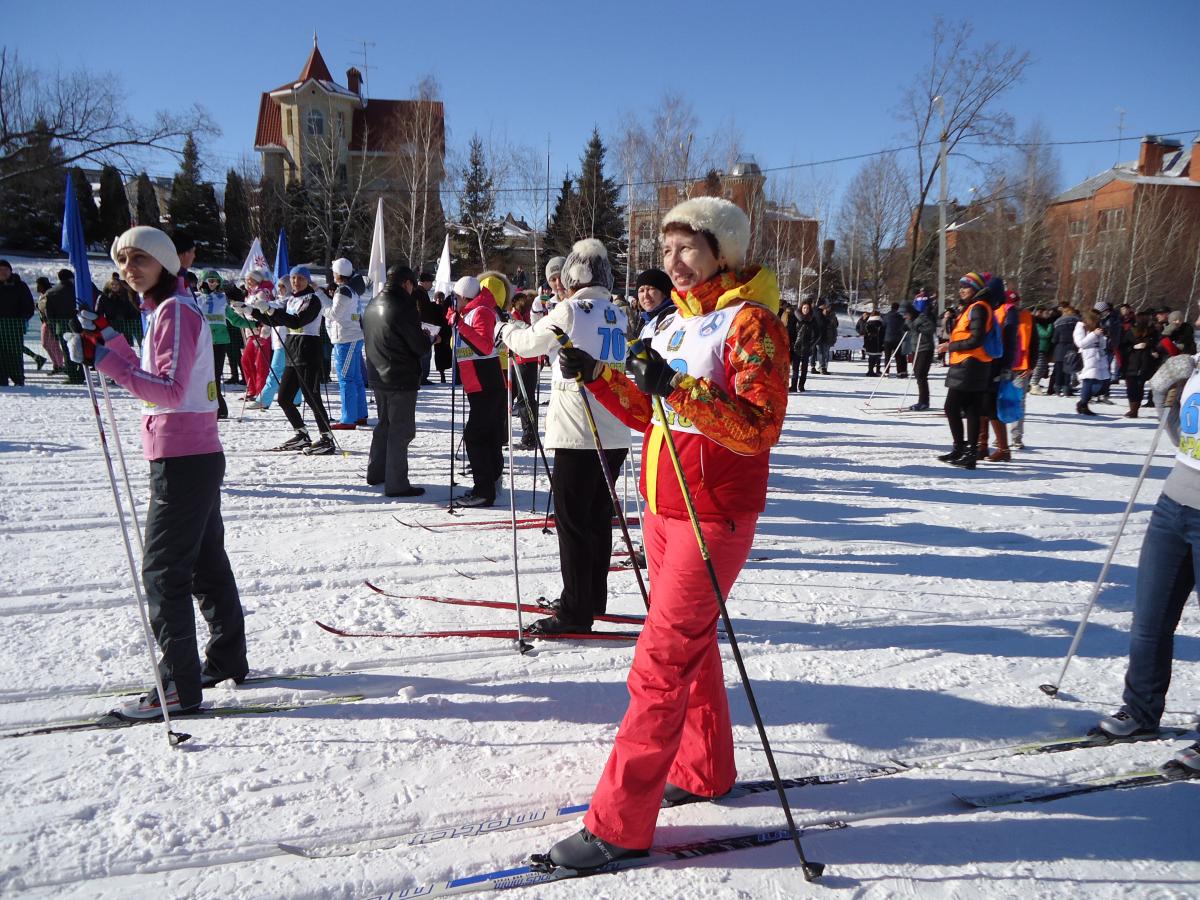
[2, 344, 1198, 899]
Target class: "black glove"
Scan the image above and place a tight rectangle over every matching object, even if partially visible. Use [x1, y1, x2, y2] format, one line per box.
[627, 348, 679, 397]
[558, 346, 601, 383]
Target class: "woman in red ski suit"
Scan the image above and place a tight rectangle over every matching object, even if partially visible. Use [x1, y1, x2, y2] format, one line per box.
[546, 196, 791, 867]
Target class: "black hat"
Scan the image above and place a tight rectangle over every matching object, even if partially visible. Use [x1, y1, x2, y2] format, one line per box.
[419, 271, 435, 282]
[172, 230, 196, 253]
[635, 268, 672, 297]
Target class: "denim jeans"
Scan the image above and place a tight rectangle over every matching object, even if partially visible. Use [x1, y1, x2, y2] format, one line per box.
[1121, 493, 1200, 728]
[1080, 378, 1103, 405]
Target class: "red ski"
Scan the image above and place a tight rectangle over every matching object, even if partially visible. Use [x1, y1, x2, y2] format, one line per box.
[315, 621, 639, 642]
[393, 515, 638, 534]
[363, 581, 645, 625]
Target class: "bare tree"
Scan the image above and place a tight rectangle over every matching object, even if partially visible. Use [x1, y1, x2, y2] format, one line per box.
[838, 153, 910, 303]
[897, 18, 1029, 292]
[0, 48, 215, 184]
[391, 74, 446, 272]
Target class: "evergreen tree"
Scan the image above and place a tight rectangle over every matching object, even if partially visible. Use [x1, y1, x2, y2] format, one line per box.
[544, 176, 577, 257]
[68, 167, 101, 245]
[0, 119, 66, 252]
[98, 164, 131, 246]
[458, 135, 501, 269]
[573, 129, 625, 262]
[223, 170, 252, 262]
[134, 172, 161, 227]
[168, 134, 222, 259]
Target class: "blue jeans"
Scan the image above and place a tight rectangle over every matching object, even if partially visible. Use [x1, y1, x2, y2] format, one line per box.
[1080, 378, 1105, 405]
[333, 340, 368, 423]
[1121, 493, 1199, 728]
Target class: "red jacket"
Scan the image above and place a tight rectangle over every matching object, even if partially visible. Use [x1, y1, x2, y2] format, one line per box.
[451, 289, 503, 393]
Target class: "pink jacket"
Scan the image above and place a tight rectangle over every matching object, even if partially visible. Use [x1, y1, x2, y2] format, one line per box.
[95, 294, 223, 461]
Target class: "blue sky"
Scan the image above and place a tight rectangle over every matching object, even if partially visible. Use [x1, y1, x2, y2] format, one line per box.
[14, 0, 1197, 219]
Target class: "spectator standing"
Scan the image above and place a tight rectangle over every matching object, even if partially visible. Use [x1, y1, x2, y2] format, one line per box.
[881, 301, 908, 377]
[325, 258, 369, 429]
[1049, 304, 1081, 396]
[791, 301, 821, 392]
[0, 260, 37, 385]
[44, 269, 86, 384]
[34, 276, 65, 373]
[906, 296, 937, 410]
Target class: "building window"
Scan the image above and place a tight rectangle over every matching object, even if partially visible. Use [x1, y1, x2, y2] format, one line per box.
[286, 109, 293, 138]
[306, 108, 325, 136]
[338, 164, 347, 184]
[1068, 219, 1085, 236]
[1098, 208, 1126, 232]
[336, 112, 345, 138]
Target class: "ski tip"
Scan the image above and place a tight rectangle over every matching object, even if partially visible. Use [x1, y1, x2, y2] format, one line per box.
[802, 861, 826, 882]
[276, 842, 313, 858]
[168, 730, 191, 746]
[1038, 683, 1059, 697]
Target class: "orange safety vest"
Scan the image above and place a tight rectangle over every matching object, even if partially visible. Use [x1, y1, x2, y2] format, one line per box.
[948, 301, 993, 365]
[1012, 308, 1034, 371]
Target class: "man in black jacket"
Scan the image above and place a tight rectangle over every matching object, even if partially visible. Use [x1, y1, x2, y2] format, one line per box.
[0, 260, 36, 386]
[881, 301, 908, 377]
[363, 265, 431, 497]
[43, 269, 88, 384]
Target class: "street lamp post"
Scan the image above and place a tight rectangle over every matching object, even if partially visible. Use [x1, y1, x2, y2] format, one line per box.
[936, 95, 949, 319]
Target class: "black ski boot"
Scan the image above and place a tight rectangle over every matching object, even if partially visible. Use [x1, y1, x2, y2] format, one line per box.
[303, 433, 337, 455]
[274, 430, 311, 452]
[950, 448, 977, 470]
[937, 443, 967, 463]
[538, 827, 646, 871]
[661, 782, 731, 808]
[526, 615, 591, 636]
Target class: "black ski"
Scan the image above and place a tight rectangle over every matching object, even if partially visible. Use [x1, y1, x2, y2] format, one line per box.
[956, 761, 1199, 808]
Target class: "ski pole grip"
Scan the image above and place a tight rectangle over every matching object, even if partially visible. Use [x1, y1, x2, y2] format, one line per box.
[628, 338, 651, 362]
[549, 325, 572, 350]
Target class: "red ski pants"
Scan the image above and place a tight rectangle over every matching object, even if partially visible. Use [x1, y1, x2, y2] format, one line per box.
[241, 336, 271, 398]
[584, 508, 757, 848]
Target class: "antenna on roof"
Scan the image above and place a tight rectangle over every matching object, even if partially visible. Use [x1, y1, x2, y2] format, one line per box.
[1115, 107, 1126, 167]
[313, 31, 318, 47]
[351, 40, 376, 100]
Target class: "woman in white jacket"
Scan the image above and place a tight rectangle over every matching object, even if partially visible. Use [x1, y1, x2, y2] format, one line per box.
[1073, 310, 1109, 416]
[497, 239, 631, 634]
[325, 258, 368, 427]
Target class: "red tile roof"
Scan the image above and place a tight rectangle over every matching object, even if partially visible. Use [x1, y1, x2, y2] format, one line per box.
[348, 99, 445, 154]
[254, 93, 283, 149]
[297, 43, 334, 83]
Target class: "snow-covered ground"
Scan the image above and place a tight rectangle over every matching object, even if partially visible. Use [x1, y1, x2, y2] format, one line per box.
[1, 340, 1197, 898]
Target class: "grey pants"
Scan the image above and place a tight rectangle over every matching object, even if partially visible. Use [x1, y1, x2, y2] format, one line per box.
[368, 387, 418, 493]
[1010, 371, 1031, 443]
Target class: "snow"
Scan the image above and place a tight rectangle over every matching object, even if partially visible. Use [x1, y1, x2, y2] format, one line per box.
[1, 317, 1198, 898]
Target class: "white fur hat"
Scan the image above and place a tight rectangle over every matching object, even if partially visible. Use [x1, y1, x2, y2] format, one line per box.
[454, 275, 481, 299]
[110, 226, 180, 275]
[661, 197, 751, 269]
[545, 256, 566, 281]
[331, 258, 354, 277]
[561, 238, 613, 291]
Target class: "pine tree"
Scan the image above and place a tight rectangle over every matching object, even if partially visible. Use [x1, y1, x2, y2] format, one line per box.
[0, 119, 66, 251]
[98, 165, 131, 247]
[458, 135, 501, 269]
[68, 167, 101, 245]
[544, 176, 577, 257]
[134, 172, 161, 227]
[223, 170, 252, 262]
[573, 129, 625, 262]
[168, 134, 222, 259]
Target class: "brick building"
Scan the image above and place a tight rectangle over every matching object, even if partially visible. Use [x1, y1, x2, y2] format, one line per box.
[628, 156, 819, 296]
[1045, 134, 1200, 309]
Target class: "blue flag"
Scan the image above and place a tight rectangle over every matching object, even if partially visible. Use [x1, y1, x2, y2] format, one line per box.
[273, 228, 289, 284]
[61, 171, 94, 311]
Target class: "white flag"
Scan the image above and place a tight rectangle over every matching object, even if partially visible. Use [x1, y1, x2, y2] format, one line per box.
[238, 237, 270, 281]
[367, 198, 387, 297]
[434, 235, 453, 298]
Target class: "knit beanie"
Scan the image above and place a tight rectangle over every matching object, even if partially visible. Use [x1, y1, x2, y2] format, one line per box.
[544, 256, 566, 282]
[110, 226, 181, 275]
[561, 238, 614, 291]
[454, 275, 481, 299]
[959, 271, 986, 293]
[635, 268, 673, 297]
[661, 196, 751, 270]
[331, 258, 354, 277]
[289, 265, 312, 282]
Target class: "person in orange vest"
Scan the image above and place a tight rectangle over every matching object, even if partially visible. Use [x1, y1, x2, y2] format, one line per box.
[935, 272, 996, 469]
[993, 289, 1036, 455]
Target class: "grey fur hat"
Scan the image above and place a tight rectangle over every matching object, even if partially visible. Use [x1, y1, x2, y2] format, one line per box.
[545, 256, 566, 281]
[560, 239, 613, 292]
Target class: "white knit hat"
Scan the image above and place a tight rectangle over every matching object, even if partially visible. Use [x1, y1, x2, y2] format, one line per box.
[561, 238, 613, 291]
[454, 275, 481, 299]
[110, 226, 181, 275]
[545, 256, 566, 281]
[661, 197, 751, 269]
[331, 258, 354, 277]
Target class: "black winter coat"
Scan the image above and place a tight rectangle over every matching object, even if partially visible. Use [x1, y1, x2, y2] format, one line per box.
[0, 274, 34, 320]
[862, 317, 885, 354]
[881, 309, 906, 343]
[907, 311, 937, 356]
[794, 313, 821, 352]
[1051, 315, 1080, 362]
[363, 282, 430, 391]
[945, 303, 992, 392]
[42, 280, 79, 320]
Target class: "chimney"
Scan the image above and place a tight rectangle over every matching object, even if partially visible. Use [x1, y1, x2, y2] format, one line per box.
[346, 67, 362, 96]
[1192, 138, 1200, 184]
[1138, 135, 1165, 176]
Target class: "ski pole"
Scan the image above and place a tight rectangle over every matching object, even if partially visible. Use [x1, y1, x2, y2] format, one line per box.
[549, 327, 649, 611]
[508, 355, 554, 503]
[98, 378, 145, 556]
[447, 310, 461, 513]
[269, 323, 342, 455]
[82, 362, 189, 748]
[1040, 400, 1173, 697]
[628, 338, 822, 880]
[506, 355, 533, 655]
[864, 341, 903, 408]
